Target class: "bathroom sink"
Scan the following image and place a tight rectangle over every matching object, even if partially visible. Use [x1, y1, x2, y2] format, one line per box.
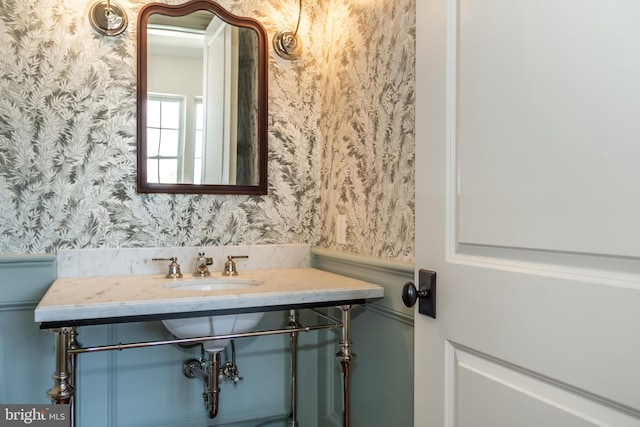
[162, 277, 265, 353]
[164, 277, 264, 291]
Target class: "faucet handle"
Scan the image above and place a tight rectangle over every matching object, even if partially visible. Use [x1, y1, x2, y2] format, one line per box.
[152, 257, 183, 278]
[222, 255, 248, 276]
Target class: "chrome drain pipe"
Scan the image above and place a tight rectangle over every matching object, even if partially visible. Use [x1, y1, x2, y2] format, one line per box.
[207, 352, 220, 418]
[182, 351, 221, 419]
[182, 359, 207, 383]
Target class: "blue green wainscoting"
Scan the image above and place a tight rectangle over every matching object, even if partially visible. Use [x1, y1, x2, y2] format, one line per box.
[0, 254, 58, 405]
[311, 248, 415, 427]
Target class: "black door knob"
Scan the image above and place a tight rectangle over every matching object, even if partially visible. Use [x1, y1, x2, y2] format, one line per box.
[401, 270, 437, 318]
[402, 281, 430, 308]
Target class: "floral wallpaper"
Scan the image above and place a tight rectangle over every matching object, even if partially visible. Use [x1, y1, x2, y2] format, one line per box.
[0, 0, 414, 262]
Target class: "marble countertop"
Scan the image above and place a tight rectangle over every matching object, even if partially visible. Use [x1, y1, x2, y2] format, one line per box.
[35, 268, 384, 325]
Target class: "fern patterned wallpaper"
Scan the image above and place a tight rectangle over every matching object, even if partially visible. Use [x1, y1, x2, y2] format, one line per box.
[319, 0, 415, 260]
[0, 0, 414, 261]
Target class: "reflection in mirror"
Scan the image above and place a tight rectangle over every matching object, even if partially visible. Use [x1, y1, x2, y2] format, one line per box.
[137, 1, 268, 195]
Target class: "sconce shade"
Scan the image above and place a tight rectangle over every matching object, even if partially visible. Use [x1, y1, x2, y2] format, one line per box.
[89, 0, 128, 36]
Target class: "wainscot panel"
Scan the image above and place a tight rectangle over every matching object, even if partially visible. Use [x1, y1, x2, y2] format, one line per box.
[0, 254, 57, 404]
[311, 248, 414, 427]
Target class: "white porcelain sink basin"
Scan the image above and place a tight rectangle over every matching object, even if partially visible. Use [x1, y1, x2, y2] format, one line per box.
[162, 277, 265, 353]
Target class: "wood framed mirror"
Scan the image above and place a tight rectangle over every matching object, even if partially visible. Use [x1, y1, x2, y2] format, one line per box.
[137, 1, 268, 195]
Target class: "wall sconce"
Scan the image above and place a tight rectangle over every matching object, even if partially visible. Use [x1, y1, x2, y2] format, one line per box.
[89, 0, 128, 36]
[273, 0, 302, 60]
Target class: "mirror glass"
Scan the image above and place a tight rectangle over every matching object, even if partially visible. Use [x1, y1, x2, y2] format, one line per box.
[137, 1, 268, 194]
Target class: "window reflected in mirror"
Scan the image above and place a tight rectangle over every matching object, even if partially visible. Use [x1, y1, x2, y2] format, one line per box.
[146, 96, 183, 184]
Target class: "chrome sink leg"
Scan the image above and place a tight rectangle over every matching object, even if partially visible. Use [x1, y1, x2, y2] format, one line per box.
[336, 305, 354, 427]
[68, 328, 80, 427]
[47, 328, 75, 414]
[288, 309, 300, 427]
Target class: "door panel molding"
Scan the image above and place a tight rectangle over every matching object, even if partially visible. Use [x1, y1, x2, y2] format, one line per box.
[444, 0, 640, 288]
[444, 0, 459, 263]
[447, 341, 640, 426]
[452, 244, 640, 289]
[450, 0, 640, 260]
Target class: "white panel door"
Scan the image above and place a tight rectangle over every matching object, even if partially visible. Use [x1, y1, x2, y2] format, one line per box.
[415, 0, 640, 425]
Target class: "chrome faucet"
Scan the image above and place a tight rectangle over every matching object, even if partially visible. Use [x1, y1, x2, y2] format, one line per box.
[222, 255, 248, 276]
[152, 257, 183, 278]
[194, 252, 213, 277]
